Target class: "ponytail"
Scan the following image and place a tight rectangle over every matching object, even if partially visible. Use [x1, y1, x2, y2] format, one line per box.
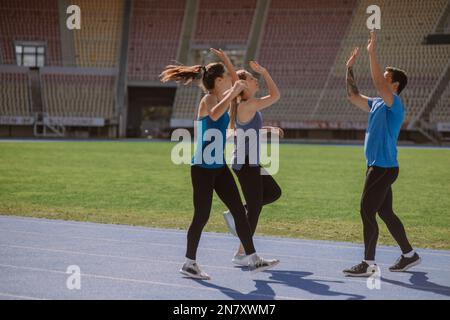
[229, 98, 239, 130]
[159, 64, 203, 85]
[229, 69, 250, 130]
[160, 63, 226, 92]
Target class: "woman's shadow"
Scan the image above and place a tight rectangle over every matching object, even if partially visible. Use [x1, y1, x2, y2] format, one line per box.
[381, 271, 450, 298]
[190, 269, 365, 300]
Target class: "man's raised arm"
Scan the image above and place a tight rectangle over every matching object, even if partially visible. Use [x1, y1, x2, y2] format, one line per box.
[346, 47, 370, 112]
[367, 30, 394, 107]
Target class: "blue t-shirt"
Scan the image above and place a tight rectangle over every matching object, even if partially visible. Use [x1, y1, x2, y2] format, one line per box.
[364, 95, 404, 168]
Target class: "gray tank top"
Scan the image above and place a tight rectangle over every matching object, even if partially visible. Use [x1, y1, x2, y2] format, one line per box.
[231, 111, 263, 171]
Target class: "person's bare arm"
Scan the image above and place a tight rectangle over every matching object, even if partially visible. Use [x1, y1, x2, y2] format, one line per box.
[198, 80, 247, 121]
[245, 61, 280, 111]
[210, 48, 238, 85]
[367, 31, 393, 106]
[346, 47, 370, 112]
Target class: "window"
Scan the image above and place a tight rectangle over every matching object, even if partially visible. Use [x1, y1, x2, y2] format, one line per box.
[15, 42, 46, 67]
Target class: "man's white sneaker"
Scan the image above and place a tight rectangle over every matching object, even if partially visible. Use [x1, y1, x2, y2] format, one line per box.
[179, 262, 211, 280]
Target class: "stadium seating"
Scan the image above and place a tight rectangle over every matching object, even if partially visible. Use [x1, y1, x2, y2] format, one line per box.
[0, 0, 62, 66]
[73, 0, 124, 68]
[170, 0, 257, 120]
[255, 0, 357, 124]
[193, 0, 257, 46]
[313, 0, 450, 124]
[430, 80, 450, 123]
[170, 86, 202, 121]
[1, 0, 449, 135]
[0, 71, 31, 116]
[127, 0, 186, 81]
[40, 73, 116, 119]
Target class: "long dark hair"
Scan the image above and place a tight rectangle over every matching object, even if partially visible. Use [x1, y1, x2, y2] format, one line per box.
[159, 62, 226, 92]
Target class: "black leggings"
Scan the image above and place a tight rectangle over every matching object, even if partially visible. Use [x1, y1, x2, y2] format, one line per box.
[234, 164, 282, 235]
[186, 165, 256, 260]
[360, 166, 413, 260]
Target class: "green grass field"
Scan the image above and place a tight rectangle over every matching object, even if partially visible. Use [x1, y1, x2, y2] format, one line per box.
[0, 141, 449, 249]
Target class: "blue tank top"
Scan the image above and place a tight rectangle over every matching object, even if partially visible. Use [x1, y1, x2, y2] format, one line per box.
[231, 111, 263, 171]
[191, 112, 229, 169]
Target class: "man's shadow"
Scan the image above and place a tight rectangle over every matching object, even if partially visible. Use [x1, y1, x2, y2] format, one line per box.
[192, 277, 278, 300]
[189, 269, 365, 300]
[266, 269, 365, 300]
[381, 271, 450, 297]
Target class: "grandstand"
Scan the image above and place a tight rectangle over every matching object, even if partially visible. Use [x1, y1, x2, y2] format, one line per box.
[0, 69, 32, 118]
[0, 0, 449, 142]
[0, 0, 62, 66]
[40, 72, 116, 119]
[431, 79, 450, 128]
[73, 0, 124, 68]
[256, 0, 357, 125]
[193, 0, 257, 46]
[127, 0, 186, 82]
[314, 0, 450, 127]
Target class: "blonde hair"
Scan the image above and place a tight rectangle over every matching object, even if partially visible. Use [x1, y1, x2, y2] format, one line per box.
[229, 70, 252, 129]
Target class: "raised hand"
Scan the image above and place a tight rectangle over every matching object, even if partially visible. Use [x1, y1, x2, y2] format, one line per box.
[263, 126, 284, 138]
[223, 80, 248, 97]
[346, 47, 359, 68]
[249, 61, 267, 74]
[367, 30, 376, 55]
[210, 48, 230, 63]
[232, 80, 248, 94]
[273, 127, 284, 139]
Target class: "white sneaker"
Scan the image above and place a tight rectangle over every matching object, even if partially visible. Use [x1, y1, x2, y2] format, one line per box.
[248, 254, 280, 274]
[232, 253, 250, 266]
[223, 210, 238, 236]
[179, 262, 211, 280]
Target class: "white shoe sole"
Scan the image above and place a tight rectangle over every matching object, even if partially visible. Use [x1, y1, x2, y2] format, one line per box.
[250, 260, 280, 274]
[179, 269, 211, 280]
[389, 257, 422, 272]
[343, 271, 376, 277]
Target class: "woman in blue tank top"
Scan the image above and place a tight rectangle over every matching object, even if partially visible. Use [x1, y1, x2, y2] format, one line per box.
[160, 49, 279, 280]
[223, 61, 284, 266]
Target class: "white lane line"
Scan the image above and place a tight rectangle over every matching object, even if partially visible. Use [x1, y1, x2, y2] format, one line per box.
[0, 243, 232, 271]
[0, 292, 48, 300]
[1, 215, 449, 257]
[1, 229, 449, 273]
[0, 263, 301, 300]
[0, 215, 450, 257]
[2, 243, 450, 293]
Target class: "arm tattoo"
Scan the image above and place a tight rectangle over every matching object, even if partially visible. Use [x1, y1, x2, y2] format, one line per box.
[346, 66, 359, 97]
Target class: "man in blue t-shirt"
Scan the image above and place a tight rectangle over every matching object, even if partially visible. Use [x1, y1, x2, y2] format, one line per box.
[342, 31, 421, 277]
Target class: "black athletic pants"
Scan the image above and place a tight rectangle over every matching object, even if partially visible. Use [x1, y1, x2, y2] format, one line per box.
[186, 165, 256, 260]
[360, 166, 413, 260]
[234, 164, 282, 235]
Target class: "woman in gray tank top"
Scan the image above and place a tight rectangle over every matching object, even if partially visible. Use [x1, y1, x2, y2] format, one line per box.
[223, 61, 284, 266]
